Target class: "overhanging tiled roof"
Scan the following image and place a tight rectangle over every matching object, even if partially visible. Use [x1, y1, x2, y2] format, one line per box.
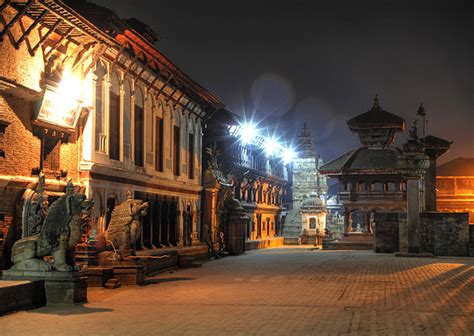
[437, 158, 474, 176]
[320, 147, 402, 175]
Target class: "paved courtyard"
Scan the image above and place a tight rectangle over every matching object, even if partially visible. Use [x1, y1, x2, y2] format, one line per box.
[1, 247, 473, 335]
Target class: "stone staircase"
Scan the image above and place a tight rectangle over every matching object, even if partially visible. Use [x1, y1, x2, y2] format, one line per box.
[324, 233, 374, 250]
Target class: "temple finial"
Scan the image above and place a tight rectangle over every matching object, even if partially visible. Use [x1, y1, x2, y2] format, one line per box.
[417, 102, 426, 117]
[372, 94, 380, 109]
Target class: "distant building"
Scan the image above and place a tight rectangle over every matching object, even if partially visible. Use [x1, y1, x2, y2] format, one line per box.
[202, 109, 290, 248]
[283, 123, 327, 244]
[320, 97, 407, 245]
[320, 96, 458, 252]
[437, 158, 474, 223]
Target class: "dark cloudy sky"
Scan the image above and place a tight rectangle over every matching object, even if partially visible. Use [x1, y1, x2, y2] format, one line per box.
[93, 0, 473, 164]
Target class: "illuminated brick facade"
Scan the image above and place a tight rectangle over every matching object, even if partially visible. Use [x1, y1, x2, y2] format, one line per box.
[437, 158, 474, 223]
[0, 0, 222, 266]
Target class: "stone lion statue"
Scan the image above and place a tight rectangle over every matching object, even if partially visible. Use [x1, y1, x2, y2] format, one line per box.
[103, 193, 149, 261]
[10, 182, 93, 272]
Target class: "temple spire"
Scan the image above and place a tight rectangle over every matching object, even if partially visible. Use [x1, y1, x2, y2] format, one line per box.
[372, 94, 380, 110]
[417, 102, 426, 117]
[417, 102, 427, 137]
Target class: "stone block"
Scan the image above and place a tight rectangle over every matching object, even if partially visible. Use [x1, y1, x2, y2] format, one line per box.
[2, 270, 87, 304]
[0, 280, 45, 315]
[419, 212, 469, 256]
[374, 213, 400, 253]
[82, 267, 114, 287]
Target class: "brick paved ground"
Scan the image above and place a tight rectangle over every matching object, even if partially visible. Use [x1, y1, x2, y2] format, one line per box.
[1, 247, 473, 335]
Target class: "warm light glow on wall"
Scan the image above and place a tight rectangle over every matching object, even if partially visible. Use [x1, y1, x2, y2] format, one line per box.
[36, 68, 84, 130]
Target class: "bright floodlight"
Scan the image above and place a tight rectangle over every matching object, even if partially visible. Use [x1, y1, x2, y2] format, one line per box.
[264, 137, 279, 156]
[239, 122, 258, 144]
[282, 147, 296, 164]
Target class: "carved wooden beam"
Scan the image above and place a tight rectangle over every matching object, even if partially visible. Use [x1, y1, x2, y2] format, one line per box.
[14, 9, 48, 48]
[82, 43, 106, 77]
[155, 74, 173, 99]
[146, 75, 159, 94]
[110, 40, 128, 70]
[0, 0, 33, 41]
[172, 91, 185, 108]
[0, 0, 12, 12]
[133, 62, 148, 84]
[45, 25, 73, 59]
[165, 85, 179, 104]
[71, 41, 96, 71]
[31, 18, 62, 55]
[122, 53, 139, 79]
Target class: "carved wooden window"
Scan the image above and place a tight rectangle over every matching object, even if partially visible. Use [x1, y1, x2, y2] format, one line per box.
[372, 181, 383, 192]
[94, 62, 107, 152]
[173, 125, 180, 176]
[188, 132, 194, 179]
[155, 116, 163, 172]
[109, 72, 120, 161]
[309, 218, 317, 229]
[123, 80, 132, 159]
[134, 88, 144, 167]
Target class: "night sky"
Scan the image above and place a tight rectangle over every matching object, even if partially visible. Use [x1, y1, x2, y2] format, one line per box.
[92, 0, 473, 164]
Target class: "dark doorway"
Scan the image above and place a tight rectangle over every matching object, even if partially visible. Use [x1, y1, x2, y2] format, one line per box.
[168, 200, 178, 246]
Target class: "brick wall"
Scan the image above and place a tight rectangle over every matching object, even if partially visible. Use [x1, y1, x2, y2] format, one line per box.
[419, 212, 469, 256]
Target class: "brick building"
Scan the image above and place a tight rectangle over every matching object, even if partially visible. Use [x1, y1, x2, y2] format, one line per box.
[437, 158, 474, 223]
[0, 0, 223, 266]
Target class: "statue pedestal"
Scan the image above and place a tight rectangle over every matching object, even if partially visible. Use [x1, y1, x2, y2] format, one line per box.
[2, 270, 87, 304]
[97, 256, 145, 285]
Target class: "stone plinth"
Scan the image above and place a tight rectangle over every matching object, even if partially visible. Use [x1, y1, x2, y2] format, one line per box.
[0, 280, 45, 315]
[2, 270, 87, 304]
[373, 213, 400, 253]
[97, 259, 145, 285]
[419, 212, 470, 256]
[82, 267, 114, 287]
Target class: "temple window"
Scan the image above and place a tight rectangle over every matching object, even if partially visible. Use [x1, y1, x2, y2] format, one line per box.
[188, 133, 195, 179]
[155, 115, 164, 172]
[94, 61, 107, 152]
[134, 87, 145, 167]
[356, 181, 366, 192]
[123, 80, 132, 159]
[109, 71, 120, 161]
[386, 181, 397, 192]
[309, 217, 316, 229]
[372, 181, 383, 192]
[173, 125, 180, 176]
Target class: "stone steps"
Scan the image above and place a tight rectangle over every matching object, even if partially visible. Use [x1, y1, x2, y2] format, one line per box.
[104, 278, 121, 289]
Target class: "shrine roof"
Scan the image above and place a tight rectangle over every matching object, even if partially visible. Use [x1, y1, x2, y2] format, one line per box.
[437, 157, 474, 176]
[423, 135, 452, 148]
[347, 97, 405, 131]
[319, 147, 402, 176]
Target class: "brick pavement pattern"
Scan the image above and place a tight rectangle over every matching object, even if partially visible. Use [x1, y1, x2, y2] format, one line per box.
[1, 247, 473, 336]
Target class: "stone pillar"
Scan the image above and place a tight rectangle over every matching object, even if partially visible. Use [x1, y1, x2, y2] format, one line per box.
[192, 205, 199, 243]
[424, 158, 437, 211]
[398, 130, 430, 254]
[203, 188, 218, 244]
[344, 210, 352, 234]
[406, 178, 421, 253]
